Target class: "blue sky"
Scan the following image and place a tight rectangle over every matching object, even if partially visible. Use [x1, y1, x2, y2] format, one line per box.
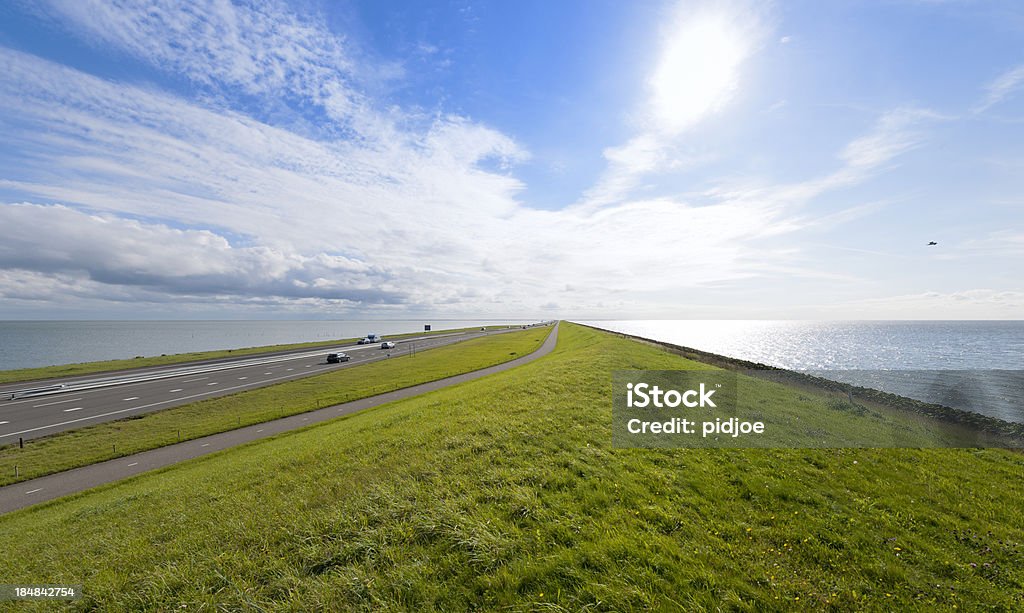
[0, 0, 1022, 319]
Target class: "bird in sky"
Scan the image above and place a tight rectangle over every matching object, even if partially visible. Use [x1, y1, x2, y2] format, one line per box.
[927, 241, 938, 246]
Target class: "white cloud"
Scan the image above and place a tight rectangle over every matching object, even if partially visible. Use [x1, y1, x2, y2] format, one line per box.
[974, 64, 1024, 114]
[957, 230, 1024, 257]
[818, 289, 1024, 319]
[35, 0, 352, 95]
[0, 203, 395, 302]
[838, 108, 940, 171]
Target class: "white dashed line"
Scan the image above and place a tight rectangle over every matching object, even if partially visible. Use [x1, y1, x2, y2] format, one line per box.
[207, 382, 219, 386]
[32, 397, 83, 408]
[237, 377, 248, 380]
[264, 372, 272, 375]
[63, 407, 85, 412]
[182, 376, 208, 382]
[0, 370, 345, 439]
[286, 368, 294, 371]
[200, 443, 210, 447]
[256, 429, 264, 433]
[127, 462, 138, 467]
[0, 421, 8, 425]
[25, 488, 42, 495]
[123, 397, 139, 401]
[169, 388, 183, 393]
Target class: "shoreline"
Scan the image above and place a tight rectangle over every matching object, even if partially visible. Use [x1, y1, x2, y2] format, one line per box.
[576, 322, 1024, 444]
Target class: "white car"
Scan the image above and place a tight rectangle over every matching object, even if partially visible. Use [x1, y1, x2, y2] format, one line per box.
[380, 341, 396, 349]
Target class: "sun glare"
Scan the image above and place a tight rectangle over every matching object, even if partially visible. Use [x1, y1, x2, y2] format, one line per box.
[648, 13, 748, 133]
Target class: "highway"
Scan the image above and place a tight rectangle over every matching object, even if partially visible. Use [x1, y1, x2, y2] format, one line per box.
[0, 327, 516, 442]
[0, 322, 559, 515]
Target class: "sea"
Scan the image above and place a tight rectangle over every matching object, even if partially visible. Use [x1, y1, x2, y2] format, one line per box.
[579, 320, 1024, 424]
[0, 320, 537, 372]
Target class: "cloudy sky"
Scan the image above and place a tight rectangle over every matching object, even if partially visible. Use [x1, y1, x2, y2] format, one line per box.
[1, 0, 1022, 319]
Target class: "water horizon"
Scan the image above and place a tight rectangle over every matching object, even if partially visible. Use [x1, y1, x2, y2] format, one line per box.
[579, 319, 1024, 424]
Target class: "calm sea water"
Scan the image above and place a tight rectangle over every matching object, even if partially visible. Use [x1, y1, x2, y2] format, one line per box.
[580, 320, 1024, 423]
[0, 320, 536, 371]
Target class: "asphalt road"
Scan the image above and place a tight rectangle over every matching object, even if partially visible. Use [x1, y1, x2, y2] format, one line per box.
[0, 322, 559, 515]
[0, 327, 526, 442]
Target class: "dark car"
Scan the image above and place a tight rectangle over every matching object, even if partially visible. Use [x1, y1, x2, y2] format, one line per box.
[326, 352, 350, 364]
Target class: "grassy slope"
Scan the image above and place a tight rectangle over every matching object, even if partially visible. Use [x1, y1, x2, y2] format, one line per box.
[0, 328, 548, 487]
[1, 323, 1022, 611]
[0, 325, 519, 385]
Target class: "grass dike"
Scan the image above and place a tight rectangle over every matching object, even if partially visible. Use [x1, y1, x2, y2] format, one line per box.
[0, 322, 1022, 610]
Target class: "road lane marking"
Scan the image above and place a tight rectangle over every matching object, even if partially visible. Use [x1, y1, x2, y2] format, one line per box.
[25, 488, 42, 494]
[0, 369, 372, 439]
[0, 421, 8, 425]
[169, 388, 183, 393]
[207, 382, 219, 386]
[123, 397, 140, 401]
[201, 443, 210, 447]
[32, 397, 83, 408]
[0, 331, 470, 407]
[127, 462, 138, 467]
[264, 372, 273, 375]
[305, 365, 312, 368]
[286, 368, 294, 371]
[63, 407, 85, 412]
[237, 377, 248, 380]
[182, 377, 208, 382]
[256, 429, 264, 433]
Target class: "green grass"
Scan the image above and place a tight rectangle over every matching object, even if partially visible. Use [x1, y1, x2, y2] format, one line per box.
[0, 328, 549, 487]
[1, 322, 1022, 611]
[0, 324, 523, 385]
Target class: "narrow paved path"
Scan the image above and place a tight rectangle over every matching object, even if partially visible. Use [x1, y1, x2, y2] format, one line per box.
[0, 322, 559, 515]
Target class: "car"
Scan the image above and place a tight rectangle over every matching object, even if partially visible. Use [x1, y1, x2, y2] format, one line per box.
[357, 338, 371, 345]
[380, 341, 396, 349]
[326, 352, 350, 363]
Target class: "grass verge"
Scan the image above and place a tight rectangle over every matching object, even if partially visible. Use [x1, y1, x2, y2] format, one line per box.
[0, 324, 524, 385]
[0, 328, 549, 487]
[0, 322, 1022, 610]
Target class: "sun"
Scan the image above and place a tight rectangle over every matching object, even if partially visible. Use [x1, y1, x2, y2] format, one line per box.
[648, 12, 748, 134]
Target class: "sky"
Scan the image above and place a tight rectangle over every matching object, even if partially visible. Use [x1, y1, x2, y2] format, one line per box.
[0, 0, 1022, 320]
